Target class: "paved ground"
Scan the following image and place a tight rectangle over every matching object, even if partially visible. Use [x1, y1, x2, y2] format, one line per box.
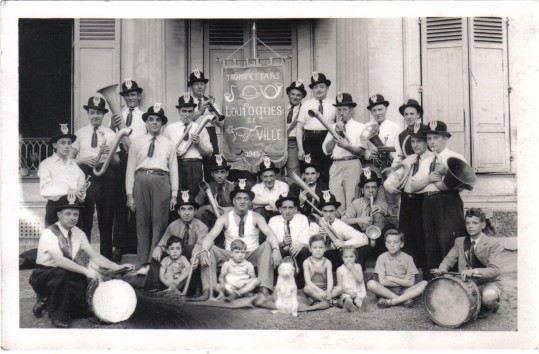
[19, 248, 517, 331]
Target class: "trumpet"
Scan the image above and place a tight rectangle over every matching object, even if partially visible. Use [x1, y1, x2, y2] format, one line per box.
[206, 96, 225, 121]
[308, 109, 347, 142]
[93, 128, 132, 176]
[176, 114, 225, 157]
[308, 212, 341, 247]
[285, 169, 320, 203]
[199, 181, 221, 217]
[365, 194, 381, 240]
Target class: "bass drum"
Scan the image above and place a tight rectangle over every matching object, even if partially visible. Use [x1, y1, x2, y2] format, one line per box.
[423, 275, 481, 328]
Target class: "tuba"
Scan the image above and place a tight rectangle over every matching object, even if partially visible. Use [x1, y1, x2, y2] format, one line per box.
[360, 122, 394, 172]
[93, 128, 132, 176]
[97, 84, 123, 119]
[441, 157, 477, 191]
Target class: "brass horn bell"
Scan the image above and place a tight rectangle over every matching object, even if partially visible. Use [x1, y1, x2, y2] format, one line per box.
[442, 157, 477, 191]
[97, 84, 122, 117]
[360, 122, 385, 147]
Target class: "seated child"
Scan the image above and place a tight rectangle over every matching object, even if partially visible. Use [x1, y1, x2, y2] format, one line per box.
[159, 236, 191, 292]
[303, 234, 341, 304]
[367, 229, 428, 308]
[333, 247, 367, 312]
[216, 239, 260, 302]
[431, 208, 503, 319]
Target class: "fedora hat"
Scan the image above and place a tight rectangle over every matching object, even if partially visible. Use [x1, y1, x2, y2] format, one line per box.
[176, 93, 197, 109]
[142, 103, 168, 125]
[275, 191, 300, 209]
[207, 154, 231, 172]
[49, 123, 77, 147]
[409, 122, 430, 139]
[316, 190, 341, 210]
[308, 72, 331, 89]
[230, 179, 255, 200]
[426, 120, 452, 138]
[83, 96, 109, 113]
[187, 69, 209, 87]
[399, 99, 423, 116]
[358, 167, 382, 188]
[333, 92, 357, 108]
[119, 79, 143, 95]
[55, 194, 84, 213]
[257, 157, 280, 176]
[367, 94, 389, 111]
[175, 190, 199, 210]
[286, 79, 307, 97]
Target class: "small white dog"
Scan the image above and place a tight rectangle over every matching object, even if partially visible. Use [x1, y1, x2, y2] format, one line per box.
[272, 261, 298, 316]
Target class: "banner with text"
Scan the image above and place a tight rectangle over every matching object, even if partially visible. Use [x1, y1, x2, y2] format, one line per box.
[221, 64, 287, 172]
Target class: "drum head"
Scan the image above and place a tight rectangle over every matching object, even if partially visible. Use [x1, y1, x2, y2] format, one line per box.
[423, 277, 472, 328]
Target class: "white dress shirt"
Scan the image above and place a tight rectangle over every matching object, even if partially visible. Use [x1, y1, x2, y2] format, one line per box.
[322, 119, 367, 159]
[402, 150, 434, 193]
[251, 180, 289, 208]
[36, 223, 90, 266]
[268, 214, 311, 246]
[422, 147, 466, 192]
[307, 218, 369, 250]
[192, 95, 218, 127]
[286, 104, 302, 138]
[367, 118, 401, 159]
[163, 121, 212, 159]
[125, 134, 179, 196]
[297, 98, 337, 131]
[38, 154, 86, 201]
[121, 106, 147, 140]
[72, 125, 119, 162]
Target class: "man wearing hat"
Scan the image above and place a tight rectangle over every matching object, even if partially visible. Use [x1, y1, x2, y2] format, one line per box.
[145, 190, 209, 293]
[125, 103, 179, 275]
[396, 122, 433, 278]
[164, 92, 213, 196]
[289, 155, 329, 216]
[251, 157, 290, 221]
[285, 79, 307, 176]
[71, 96, 120, 259]
[394, 98, 424, 165]
[409, 120, 467, 278]
[196, 181, 282, 300]
[195, 154, 235, 228]
[296, 72, 336, 184]
[322, 92, 367, 212]
[29, 195, 133, 328]
[111, 79, 145, 261]
[38, 124, 86, 227]
[307, 191, 371, 270]
[268, 192, 311, 288]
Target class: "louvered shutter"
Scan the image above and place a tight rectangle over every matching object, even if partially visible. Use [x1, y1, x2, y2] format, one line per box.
[421, 17, 470, 161]
[74, 19, 121, 129]
[468, 17, 511, 172]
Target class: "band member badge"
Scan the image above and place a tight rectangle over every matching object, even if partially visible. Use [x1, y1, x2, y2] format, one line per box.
[93, 96, 102, 106]
[193, 68, 201, 79]
[238, 179, 247, 190]
[322, 190, 331, 203]
[153, 102, 162, 111]
[280, 191, 288, 198]
[370, 94, 378, 102]
[263, 156, 271, 168]
[67, 192, 77, 205]
[336, 92, 343, 103]
[304, 154, 312, 163]
[183, 92, 191, 102]
[181, 190, 190, 203]
[216, 154, 223, 166]
[429, 120, 438, 130]
[363, 167, 372, 179]
[125, 79, 133, 90]
[312, 72, 319, 81]
[295, 79, 303, 87]
[60, 123, 69, 134]
[413, 121, 421, 133]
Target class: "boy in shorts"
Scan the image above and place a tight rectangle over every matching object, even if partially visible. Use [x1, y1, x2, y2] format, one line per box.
[159, 236, 191, 292]
[367, 229, 428, 308]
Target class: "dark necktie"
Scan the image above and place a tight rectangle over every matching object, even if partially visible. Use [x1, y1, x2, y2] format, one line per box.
[285, 220, 291, 236]
[182, 223, 190, 251]
[430, 155, 437, 173]
[183, 123, 190, 141]
[412, 155, 421, 176]
[469, 240, 476, 268]
[318, 100, 324, 115]
[91, 126, 98, 148]
[216, 185, 224, 205]
[147, 137, 156, 158]
[237, 212, 247, 237]
[126, 108, 134, 127]
[198, 98, 203, 111]
[287, 106, 294, 124]
[339, 120, 347, 138]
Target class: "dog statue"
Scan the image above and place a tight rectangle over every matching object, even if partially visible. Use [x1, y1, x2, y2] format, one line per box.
[272, 260, 298, 316]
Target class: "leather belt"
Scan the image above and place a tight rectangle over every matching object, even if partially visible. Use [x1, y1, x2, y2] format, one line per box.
[332, 156, 359, 162]
[305, 130, 327, 134]
[402, 192, 423, 198]
[424, 191, 441, 197]
[138, 169, 169, 176]
[179, 158, 203, 162]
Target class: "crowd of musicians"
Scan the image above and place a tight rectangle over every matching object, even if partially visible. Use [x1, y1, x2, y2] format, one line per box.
[30, 70, 503, 328]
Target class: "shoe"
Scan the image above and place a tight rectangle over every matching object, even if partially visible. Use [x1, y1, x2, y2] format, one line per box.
[191, 288, 202, 298]
[478, 306, 495, 319]
[225, 291, 240, 302]
[403, 299, 414, 308]
[258, 287, 272, 298]
[377, 298, 392, 309]
[112, 248, 124, 262]
[335, 298, 344, 309]
[136, 264, 150, 276]
[343, 299, 359, 312]
[190, 289, 210, 301]
[32, 297, 45, 318]
[51, 318, 70, 328]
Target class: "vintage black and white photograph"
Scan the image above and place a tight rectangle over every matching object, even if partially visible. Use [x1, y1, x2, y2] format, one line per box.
[1, 1, 537, 351]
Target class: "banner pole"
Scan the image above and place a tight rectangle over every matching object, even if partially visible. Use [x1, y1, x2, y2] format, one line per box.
[251, 22, 257, 60]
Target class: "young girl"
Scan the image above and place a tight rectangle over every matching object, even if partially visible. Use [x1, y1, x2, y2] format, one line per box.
[303, 234, 340, 304]
[159, 236, 191, 292]
[334, 247, 367, 312]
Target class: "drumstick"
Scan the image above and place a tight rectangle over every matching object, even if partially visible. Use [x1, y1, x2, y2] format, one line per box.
[433, 271, 481, 278]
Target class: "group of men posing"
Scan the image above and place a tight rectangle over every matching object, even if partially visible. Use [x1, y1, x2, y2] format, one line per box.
[31, 70, 503, 327]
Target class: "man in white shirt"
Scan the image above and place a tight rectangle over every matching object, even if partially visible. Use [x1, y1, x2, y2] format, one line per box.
[268, 192, 311, 287]
[164, 93, 213, 196]
[251, 157, 289, 221]
[393, 99, 424, 166]
[285, 80, 307, 177]
[322, 93, 367, 212]
[296, 72, 336, 184]
[28, 195, 133, 328]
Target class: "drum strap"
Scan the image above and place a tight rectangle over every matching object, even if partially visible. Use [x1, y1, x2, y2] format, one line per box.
[464, 237, 486, 269]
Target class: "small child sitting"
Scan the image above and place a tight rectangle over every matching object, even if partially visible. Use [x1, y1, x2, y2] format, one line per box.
[367, 229, 428, 308]
[159, 236, 191, 292]
[216, 239, 260, 302]
[303, 235, 341, 305]
[333, 247, 367, 312]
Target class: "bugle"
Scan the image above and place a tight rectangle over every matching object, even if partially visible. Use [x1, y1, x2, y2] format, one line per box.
[93, 128, 132, 176]
[206, 96, 225, 121]
[307, 109, 347, 142]
[307, 213, 341, 247]
[365, 195, 382, 240]
[199, 181, 221, 217]
[285, 169, 320, 203]
[177, 115, 225, 157]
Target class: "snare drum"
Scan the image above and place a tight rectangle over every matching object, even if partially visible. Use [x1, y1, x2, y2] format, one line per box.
[423, 275, 481, 328]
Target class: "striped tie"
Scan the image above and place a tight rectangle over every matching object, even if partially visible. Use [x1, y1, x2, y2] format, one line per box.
[91, 126, 98, 148]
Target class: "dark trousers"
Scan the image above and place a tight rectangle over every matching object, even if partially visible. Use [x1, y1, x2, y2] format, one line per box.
[80, 165, 115, 260]
[29, 266, 88, 321]
[113, 150, 137, 253]
[202, 126, 220, 181]
[304, 130, 331, 184]
[177, 158, 204, 196]
[45, 199, 84, 229]
[423, 191, 466, 277]
[279, 246, 310, 289]
[400, 193, 427, 272]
